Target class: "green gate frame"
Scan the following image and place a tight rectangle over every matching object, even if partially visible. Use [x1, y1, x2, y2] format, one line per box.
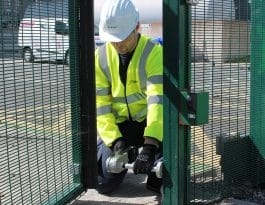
[70, 0, 97, 189]
[163, 0, 190, 204]
[250, 0, 265, 184]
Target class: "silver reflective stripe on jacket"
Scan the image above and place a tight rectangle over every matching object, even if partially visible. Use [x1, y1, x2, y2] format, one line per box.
[148, 95, 163, 105]
[96, 87, 110, 96]
[98, 45, 112, 84]
[139, 40, 155, 89]
[112, 93, 146, 104]
[147, 75, 163, 86]
[97, 104, 111, 116]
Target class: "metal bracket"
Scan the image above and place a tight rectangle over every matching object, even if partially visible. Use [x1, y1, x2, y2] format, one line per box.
[186, 0, 200, 6]
[179, 91, 209, 126]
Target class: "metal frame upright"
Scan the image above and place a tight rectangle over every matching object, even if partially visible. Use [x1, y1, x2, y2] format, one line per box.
[163, 0, 190, 204]
[70, 0, 97, 190]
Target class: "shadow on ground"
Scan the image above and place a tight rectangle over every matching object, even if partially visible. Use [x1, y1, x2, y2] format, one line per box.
[74, 200, 161, 205]
[72, 173, 161, 205]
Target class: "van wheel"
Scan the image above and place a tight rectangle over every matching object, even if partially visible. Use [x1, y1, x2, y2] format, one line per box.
[65, 51, 69, 65]
[23, 48, 34, 62]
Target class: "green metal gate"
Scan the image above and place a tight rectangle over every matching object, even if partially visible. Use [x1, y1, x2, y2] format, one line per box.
[164, 0, 265, 204]
[2, 0, 265, 204]
[190, 0, 251, 202]
[189, 0, 265, 203]
[0, 0, 96, 204]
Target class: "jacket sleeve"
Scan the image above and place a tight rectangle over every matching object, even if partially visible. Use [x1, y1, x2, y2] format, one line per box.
[95, 48, 123, 147]
[144, 45, 163, 142]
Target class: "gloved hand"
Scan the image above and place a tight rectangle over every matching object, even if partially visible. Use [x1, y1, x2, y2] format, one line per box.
[133, 144, 158, 174]
[111, 138, 126, 154]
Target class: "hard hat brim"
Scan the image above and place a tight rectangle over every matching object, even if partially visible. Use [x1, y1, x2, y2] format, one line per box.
[99, 26, 132, 42]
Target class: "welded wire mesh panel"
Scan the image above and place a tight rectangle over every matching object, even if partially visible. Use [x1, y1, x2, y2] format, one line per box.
[190, 0, 252, 203]
[0, 0, 82, 204]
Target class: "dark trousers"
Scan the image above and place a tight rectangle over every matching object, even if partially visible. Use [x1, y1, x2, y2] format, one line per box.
[97, 120, 163, 194]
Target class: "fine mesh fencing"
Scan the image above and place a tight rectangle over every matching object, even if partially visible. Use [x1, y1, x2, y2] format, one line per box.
[0, 0, 82, 204]
[189, 0, 265, 204]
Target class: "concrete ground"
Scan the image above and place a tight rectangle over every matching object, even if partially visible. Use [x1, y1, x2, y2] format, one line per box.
[72, 172, 161, 205]
[71, 172, 260, 205]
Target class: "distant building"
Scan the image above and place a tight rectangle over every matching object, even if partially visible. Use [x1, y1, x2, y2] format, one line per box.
[192, 0, 250, 21]
[192, 0, 251, 63]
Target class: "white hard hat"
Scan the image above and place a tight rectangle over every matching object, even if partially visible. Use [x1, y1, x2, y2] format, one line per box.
[99, 0, 139, 42]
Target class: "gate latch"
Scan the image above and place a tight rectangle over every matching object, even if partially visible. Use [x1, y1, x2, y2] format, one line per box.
[186, 0, 200, 6]
[179, 91, 209, 126]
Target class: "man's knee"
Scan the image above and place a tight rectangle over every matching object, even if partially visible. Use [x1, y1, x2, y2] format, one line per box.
[97, 139, 127, 194]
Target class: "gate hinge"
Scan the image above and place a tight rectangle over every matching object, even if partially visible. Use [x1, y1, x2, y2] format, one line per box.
[186, 0, 200, 6]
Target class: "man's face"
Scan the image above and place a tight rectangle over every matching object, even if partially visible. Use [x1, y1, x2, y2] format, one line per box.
[111, 31, 138, 54]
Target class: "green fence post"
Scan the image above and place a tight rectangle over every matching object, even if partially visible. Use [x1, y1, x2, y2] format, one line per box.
[69, 0, 82, 185]
[79, 0, 97, 188]
[163, 0, 190, 204]
[250, 0, 265, 183]
[251, 0, 265, 158]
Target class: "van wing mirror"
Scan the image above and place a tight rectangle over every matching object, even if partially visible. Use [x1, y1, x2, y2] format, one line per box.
[55, 21, 68, 35]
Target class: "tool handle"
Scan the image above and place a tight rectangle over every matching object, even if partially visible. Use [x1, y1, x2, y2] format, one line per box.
[124, 163, 134, 170]
[124, 163, 157, 172]
[124, 161, 163, 178]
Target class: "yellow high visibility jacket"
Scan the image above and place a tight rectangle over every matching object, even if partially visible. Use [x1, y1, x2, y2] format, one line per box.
[95, 35, 163, 147]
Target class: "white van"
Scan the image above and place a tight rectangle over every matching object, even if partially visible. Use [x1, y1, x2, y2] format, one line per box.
[18, 0, 69, 63]
[18, 17, 70, 63]
[18, 0, 104, 64]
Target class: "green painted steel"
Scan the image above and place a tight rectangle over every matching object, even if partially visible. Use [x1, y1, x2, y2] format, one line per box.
[179, 91, 209, 126]
[69, 0, 82, 185]
[0, 0, 85, 204]
[163, 0, 190, 204]
[188, 0, 264, 204]
[251, 0, 265, 159]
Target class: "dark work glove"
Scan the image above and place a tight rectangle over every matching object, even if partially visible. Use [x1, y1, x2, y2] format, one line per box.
[111, 138, 126, 154]
[133, 144, 158, 174]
